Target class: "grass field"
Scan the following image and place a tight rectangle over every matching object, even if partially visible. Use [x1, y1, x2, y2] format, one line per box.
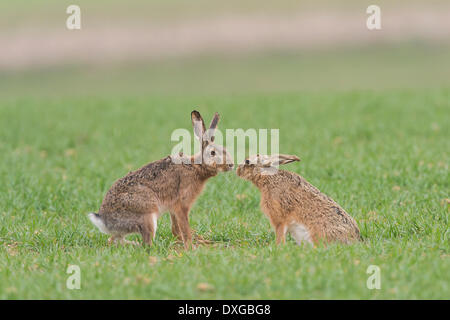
[0, 88, 448, 299]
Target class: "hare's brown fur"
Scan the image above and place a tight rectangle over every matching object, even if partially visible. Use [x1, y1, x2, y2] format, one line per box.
[90, 111, 233, 249]
[98, 156, 219, 247]
[237, 155, 361, 246]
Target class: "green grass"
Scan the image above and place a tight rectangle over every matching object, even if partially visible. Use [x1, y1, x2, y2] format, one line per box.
[0, 90, 449, 299]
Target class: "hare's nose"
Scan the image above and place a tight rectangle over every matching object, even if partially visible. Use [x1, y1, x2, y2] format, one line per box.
[228, 163, 234, 169]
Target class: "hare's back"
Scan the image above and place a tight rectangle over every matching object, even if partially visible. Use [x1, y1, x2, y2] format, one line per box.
[283, 172, 361, 243]
[99, 157, 175, 214]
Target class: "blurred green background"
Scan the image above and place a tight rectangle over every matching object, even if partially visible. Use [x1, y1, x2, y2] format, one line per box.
[1, 0, 449, 96]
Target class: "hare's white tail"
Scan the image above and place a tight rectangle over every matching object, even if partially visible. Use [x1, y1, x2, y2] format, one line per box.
[88, 213, 110, 234]
[288, 222, 313, 246]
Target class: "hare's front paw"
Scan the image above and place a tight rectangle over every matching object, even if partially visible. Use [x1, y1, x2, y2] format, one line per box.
[192, 230, 213, 244]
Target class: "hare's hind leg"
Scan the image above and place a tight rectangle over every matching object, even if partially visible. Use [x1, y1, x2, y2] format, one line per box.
[102, 212, 142, 246]
[108, 234, 121, 245]
[140, 213, 158, 246]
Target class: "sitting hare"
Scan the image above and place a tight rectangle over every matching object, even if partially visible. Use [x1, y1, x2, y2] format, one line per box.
[89, 110, 234, 248]
[236, 154, 361, 246]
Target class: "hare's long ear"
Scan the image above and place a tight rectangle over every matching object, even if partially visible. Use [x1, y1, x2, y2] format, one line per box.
[277, 154, 300, 165]
[205, 112, 220, 143]
[265, 154, 300, 167]
[191, 110, 206, 141]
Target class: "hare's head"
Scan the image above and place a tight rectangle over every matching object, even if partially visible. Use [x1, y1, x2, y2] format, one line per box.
[191, 110, 234, 172]
[236, 154, 300, 178]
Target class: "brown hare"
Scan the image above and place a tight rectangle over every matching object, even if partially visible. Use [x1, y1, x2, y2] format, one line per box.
[236, 154, 361, 246]
[89, 110, 234, 249]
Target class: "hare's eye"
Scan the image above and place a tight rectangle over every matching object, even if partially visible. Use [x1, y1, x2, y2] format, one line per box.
[211, 150, 216, 156]
[245, 159, 250, 165]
